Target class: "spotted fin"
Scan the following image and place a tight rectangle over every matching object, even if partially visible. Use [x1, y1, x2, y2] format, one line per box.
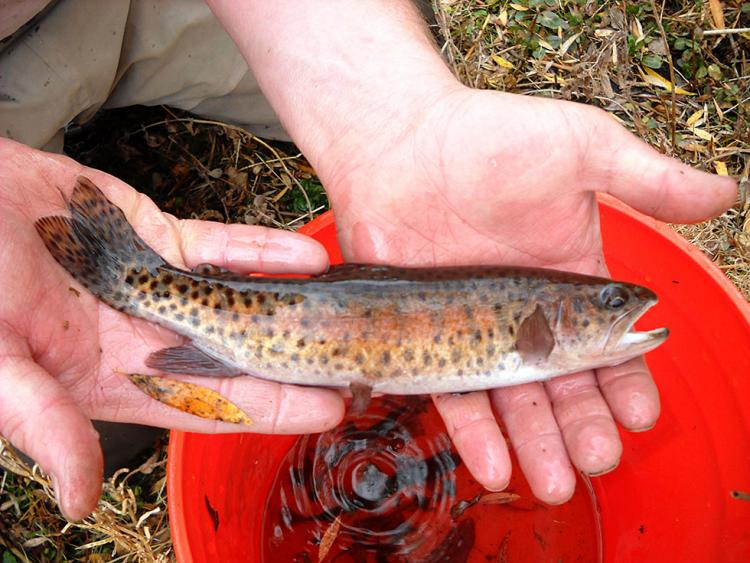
[35, 176, 164, 311]
[146, 344, 245, 377]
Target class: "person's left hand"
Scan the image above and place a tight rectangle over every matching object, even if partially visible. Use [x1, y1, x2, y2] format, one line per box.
[313, 86, 737, 502]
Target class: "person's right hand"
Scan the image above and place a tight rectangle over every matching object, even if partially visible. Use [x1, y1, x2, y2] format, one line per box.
[0, 138, 345, 520]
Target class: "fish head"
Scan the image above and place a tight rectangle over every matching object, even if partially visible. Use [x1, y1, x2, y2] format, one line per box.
[550, 280, 669, 367]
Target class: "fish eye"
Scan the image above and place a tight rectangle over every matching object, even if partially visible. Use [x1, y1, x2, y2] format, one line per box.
[600, 285, 629, 310]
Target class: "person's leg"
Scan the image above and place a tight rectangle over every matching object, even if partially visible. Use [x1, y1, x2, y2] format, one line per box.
[0, 0, 130, 150]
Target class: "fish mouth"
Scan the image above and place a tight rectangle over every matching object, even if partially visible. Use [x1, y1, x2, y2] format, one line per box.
[603, 299, 669, 358]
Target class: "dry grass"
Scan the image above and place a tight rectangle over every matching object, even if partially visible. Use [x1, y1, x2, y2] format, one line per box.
[1, 0, 748, 561]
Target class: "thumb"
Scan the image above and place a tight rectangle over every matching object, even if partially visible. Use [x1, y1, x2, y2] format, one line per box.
[582, 107, 737, 223]
[0, 329, 103, 521]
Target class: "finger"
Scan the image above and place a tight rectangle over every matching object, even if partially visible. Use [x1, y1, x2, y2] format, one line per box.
[432, 391, 511, 490]
[0, 331, 102, 521]
[99, 371, 346, 435]
[544, 371, 622, 476]
[596, 356, 660, 432]
[176, 219, 330, 275]
[580, 106, 737, 223]
[490, 383, 576, 504]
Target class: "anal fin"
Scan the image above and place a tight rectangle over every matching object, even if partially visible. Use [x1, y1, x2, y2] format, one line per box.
[146, 344, 245, 377]
[348, 382, 373, 416]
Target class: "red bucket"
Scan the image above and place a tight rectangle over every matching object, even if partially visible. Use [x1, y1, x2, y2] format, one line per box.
[167, 198, 750, 562]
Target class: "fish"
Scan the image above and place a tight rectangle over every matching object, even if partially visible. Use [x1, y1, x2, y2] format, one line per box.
[35, 176, 668, 398]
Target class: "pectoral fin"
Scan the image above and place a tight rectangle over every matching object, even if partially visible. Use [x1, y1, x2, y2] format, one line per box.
[516, 304, 555, 364]
[146, 344, 245, 377]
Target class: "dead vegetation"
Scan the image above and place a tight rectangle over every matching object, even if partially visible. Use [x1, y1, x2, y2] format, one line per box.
[1, 0, 747, 561]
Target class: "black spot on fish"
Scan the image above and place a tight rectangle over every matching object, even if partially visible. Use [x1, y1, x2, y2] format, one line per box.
[175, 313, 185, 322]
[177, 284, 189, 294]
[138, 274, 149, 285]
[265, 329, 275, 338]
[320, 355, 329, 365]
[438, 358, 447, 368]
[355, 353, 365, 365]
[334, 363, 344, 371]
[423, 351, 432, 366]
[296, 338, 306, 348]
[582, 319, 590, 328]
[256, 294, 266, 304]
[433, 334, 442, 344]
[206, 326, 215, 334]
[149, 280, 159, 290]
[163, 275, 174, 285]
[403, 348, 414, 362]
[291, 353, 300, 362]
[190, 307, 199, 317]
[451, 349, 462, 364]
[332, 348, 342, 357]
[190, 290, 199, 299]
[381, 351, 391, 365]
[158, 305, 167, 314]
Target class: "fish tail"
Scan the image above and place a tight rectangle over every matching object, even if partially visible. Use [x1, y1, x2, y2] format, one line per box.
[35, 176, 164, 310]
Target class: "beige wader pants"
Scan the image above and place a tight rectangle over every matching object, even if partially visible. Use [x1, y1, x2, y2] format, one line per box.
[0, 0, 290, 153]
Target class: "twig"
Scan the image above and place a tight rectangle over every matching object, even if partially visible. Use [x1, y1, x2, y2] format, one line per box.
[649, 0, 677, 150]
[699, 27, 750, 36]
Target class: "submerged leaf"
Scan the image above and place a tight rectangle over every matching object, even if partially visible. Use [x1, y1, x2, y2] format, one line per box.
[318, 515, 342, 562]
[126, 373, 253, 425]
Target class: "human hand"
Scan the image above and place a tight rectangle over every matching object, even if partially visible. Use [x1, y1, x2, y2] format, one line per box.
[0, 139, 344, 520]
[315, 87, 737, 503]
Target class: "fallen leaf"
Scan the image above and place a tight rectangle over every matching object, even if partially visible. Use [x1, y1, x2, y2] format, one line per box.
[319, 515, 342, 562]
[692, 128, 714, 141]
[492, 54, 515, 69]
[714, 161, 728, 176]
[686, 108, 704, 127]
[640, 67, 694, 95]
[708, 0, 725, 29]
[498, 9, 508, 26]
[509, 3, 528, 11]
[125, 373, 253, 425]
[560, 33, 581, 56]
[478, 492, 521, 505]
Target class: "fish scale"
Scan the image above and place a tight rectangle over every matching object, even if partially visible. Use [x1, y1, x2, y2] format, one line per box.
[34, 177, 669, 395]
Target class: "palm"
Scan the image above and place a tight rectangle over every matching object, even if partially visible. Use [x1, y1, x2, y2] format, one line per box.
[0, 139, 344, 519]
[320, 88, 736, 503]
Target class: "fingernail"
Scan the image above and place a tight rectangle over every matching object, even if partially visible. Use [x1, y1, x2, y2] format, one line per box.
[587, 461, 619, 477]
[628, 422, 656, 433]
[52, 476, 72, 521]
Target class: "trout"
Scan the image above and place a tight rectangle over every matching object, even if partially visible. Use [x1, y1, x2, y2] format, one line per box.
[35, 177, 668, 398]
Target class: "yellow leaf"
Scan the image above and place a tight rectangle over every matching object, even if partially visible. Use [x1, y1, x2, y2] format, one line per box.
[686, 108, 704, 127]
[126, 373, 253, 425]
[543, 73, 567, 85]
[692, 128, 713, 141]
[741, 32, 750, 41]
[640, 67, 694, 95]
[318, 515, 342, 562]
[714, 161, 728, 176]
[509, 3, 528, 11]
[708, 0, 725, 29]
[499, 9, 508, 26]
[679, 142, 708, 153]
[491, 54, 515, 69]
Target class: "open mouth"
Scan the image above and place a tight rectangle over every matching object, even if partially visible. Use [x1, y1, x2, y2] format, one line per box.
[618, 327, 670, 347]
[604, 301, 669, 355]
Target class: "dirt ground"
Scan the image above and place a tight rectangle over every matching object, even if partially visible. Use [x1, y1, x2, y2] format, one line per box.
[1, 0, 747, 561]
